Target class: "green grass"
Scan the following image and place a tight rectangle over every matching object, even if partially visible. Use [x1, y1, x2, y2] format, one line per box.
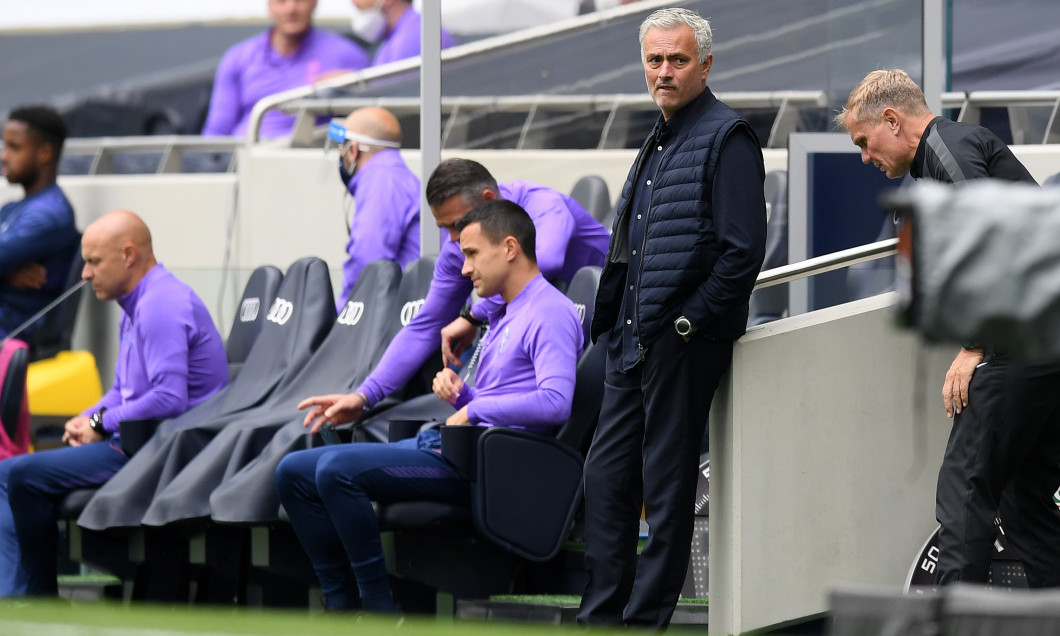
[0, 599, 632, 636]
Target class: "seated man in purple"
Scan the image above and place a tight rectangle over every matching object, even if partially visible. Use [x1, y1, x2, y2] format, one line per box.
[0, 210, 229, 597]
[202, 0, 369, 139]
[280, 199, 583, 611]
[350, 0, 457, 67]
[329, 106, 419, 308]
[298, 157, 608, 424]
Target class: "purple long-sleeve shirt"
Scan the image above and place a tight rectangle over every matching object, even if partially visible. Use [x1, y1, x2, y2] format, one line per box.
[339, 149, 420, 306]
[453, 275, 582, 433]
[81, 265, 229, 434]
[372, 7, 457, 67]
[356, 180, 608, 405]
[202, 28, 369, 139]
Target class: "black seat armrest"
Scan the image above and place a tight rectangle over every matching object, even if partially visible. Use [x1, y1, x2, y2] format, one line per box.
[471, 427, 584, 562]
[119, 418, 162, 457]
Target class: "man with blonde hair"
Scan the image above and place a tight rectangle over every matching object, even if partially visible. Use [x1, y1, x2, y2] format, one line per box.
[839, 68, 1060, 588]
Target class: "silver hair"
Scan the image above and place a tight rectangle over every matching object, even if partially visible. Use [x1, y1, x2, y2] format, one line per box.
[638, 7, 713, 64]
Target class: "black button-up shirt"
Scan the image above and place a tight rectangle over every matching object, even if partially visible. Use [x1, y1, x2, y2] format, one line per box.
[610, 122, 668, 369]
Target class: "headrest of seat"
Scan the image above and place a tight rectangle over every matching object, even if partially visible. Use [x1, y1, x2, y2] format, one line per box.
[564, 266, 601, 345]
[226, 264, 284, 365]
[218, 257, 334, 412]
[570, 175, 612, 223]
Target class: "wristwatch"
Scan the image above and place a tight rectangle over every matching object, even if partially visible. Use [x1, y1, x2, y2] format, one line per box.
[459, 305, 485, 327]
[674, 315, 697, 338]
[89, 407, 108, 437]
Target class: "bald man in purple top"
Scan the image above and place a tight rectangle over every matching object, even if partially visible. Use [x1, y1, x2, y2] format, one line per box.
[0, 210, 228, 597]
[280, 199, 582, 612]
[331, 106, 420, 308]
[202, 0, 369, 139]
[297, 157, 608, 432]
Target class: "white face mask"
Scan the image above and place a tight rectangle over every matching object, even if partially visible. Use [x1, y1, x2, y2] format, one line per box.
[350, 1, 387, 44]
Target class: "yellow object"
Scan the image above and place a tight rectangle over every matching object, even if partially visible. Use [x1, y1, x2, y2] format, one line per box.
[27, 350, 103, 416]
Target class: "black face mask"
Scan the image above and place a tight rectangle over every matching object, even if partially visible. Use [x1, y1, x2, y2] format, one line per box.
[338, 154, 356, 189]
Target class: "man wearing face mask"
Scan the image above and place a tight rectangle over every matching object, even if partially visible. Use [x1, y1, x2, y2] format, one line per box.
[351, 0, 457, 67]
[203, 0, 369, 139]
[328, 107, 420, 309]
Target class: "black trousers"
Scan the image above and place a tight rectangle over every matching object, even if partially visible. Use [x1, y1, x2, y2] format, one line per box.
[936, 355, 1060, 587]
[578, 329, 732, 628]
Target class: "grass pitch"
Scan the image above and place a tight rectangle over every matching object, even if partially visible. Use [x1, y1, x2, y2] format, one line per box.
[0, 599, 625, 636]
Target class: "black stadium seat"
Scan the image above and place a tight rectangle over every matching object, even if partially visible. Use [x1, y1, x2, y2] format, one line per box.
[139, 259, 403, 527]
[570, 175, 612, 224]
[376, 265, 606, 599]
[208, 255, 440, 525]
[224, 265, 283, 381]
[76, 257, 336, 531]
[748, 170, 788, 326]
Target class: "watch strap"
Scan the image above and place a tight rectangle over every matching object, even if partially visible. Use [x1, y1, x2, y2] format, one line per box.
[459, 305, 485, 327]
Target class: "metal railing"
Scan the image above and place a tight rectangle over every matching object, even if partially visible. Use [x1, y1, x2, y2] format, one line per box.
[754, 238, 898, 291]
[63, 135, 240, 175]
[275, 90, 831, 150]
[54, 91, 1060, 175]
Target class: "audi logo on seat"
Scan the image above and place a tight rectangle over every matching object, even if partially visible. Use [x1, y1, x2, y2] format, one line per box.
[574, 303, 587, 323]
[265, 297, 294, 325]
[400, 299, 426, 326]
[239, 297, 260, 322]
[338, 301, 365, 326]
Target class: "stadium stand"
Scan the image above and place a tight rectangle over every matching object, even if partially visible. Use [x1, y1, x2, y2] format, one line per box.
[4, 1, 1059, 632]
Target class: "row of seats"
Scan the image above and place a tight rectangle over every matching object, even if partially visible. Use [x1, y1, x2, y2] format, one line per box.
[61, 254, 605, 608]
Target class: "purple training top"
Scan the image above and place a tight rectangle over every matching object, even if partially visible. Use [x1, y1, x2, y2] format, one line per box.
[202, 27, 369, 139]
[82, 264, 229, 434]
[356, 180, 608, 406]
[454, 275, 582, 434]
[372, 7, 458, 67]
[339, 148, 420, 308]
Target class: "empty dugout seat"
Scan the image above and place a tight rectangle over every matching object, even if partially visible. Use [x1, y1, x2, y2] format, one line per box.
[570, 175, 612, 224]
[376, 266, 607, 597]
[748, 170, 788, 326]
[224, 265, 283, 380]
[77, 257, 336, 531]
[140, 259, 403, 527]
[208, 256, 440, 524]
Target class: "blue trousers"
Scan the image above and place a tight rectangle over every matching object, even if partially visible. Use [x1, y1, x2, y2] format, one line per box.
[275, 430, 467, 610]
[0, 441, 128, 596]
